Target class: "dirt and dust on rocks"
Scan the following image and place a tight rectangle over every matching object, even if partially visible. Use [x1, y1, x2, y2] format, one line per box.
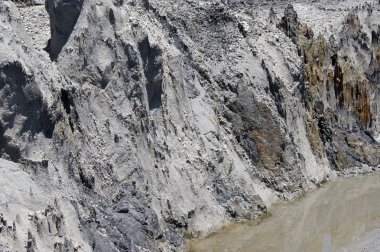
[0, 0, 379, 251]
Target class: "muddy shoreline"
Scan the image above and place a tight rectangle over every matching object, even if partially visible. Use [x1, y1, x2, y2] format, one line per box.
[189, 172, 380, 252]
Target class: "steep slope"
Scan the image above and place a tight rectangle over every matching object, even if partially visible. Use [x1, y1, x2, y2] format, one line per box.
[0, 0, 379, 251]
[0, 2, 91, 251]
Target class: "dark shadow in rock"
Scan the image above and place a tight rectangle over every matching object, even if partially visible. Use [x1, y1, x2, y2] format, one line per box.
[108, 8, 115, 26]
[60, 88, 80, 133]
[0, 61, 55, 161]
[45, 0, 84, 60]
[138, 37, 163, 110]
[60, 89, 71, 115]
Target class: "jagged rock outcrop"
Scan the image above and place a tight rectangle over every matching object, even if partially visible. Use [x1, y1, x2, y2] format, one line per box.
[278, 3, 380, 170]
[1, 0, 380, 251]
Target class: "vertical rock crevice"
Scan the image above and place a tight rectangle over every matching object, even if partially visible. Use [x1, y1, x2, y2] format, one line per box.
[45, 0, 84, 60]
[138, 37, 164, 111]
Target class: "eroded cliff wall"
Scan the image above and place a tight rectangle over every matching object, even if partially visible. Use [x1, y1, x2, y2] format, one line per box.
[0, 0, 379, 251]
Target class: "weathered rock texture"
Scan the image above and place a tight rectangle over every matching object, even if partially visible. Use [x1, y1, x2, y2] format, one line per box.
[45, 0, 84, 59]
[0, 0, 379, 251]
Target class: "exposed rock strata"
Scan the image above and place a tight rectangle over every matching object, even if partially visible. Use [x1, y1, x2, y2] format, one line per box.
[0, 0, 379, 251]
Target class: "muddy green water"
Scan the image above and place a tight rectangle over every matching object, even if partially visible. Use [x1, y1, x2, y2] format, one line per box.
[189, 173, 380, 252]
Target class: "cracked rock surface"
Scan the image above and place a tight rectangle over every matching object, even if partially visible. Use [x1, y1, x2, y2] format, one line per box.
[0, 0, 379, 251]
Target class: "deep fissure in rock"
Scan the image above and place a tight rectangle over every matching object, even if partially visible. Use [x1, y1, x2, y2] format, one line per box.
[138, 37, 163, 110]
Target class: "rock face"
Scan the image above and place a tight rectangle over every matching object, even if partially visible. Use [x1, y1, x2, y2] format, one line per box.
[45, 0, 84, 59]
[0, 0, 379, 251]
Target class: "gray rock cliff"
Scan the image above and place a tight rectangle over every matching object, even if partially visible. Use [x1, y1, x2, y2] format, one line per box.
[0, 0, 379, 251]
